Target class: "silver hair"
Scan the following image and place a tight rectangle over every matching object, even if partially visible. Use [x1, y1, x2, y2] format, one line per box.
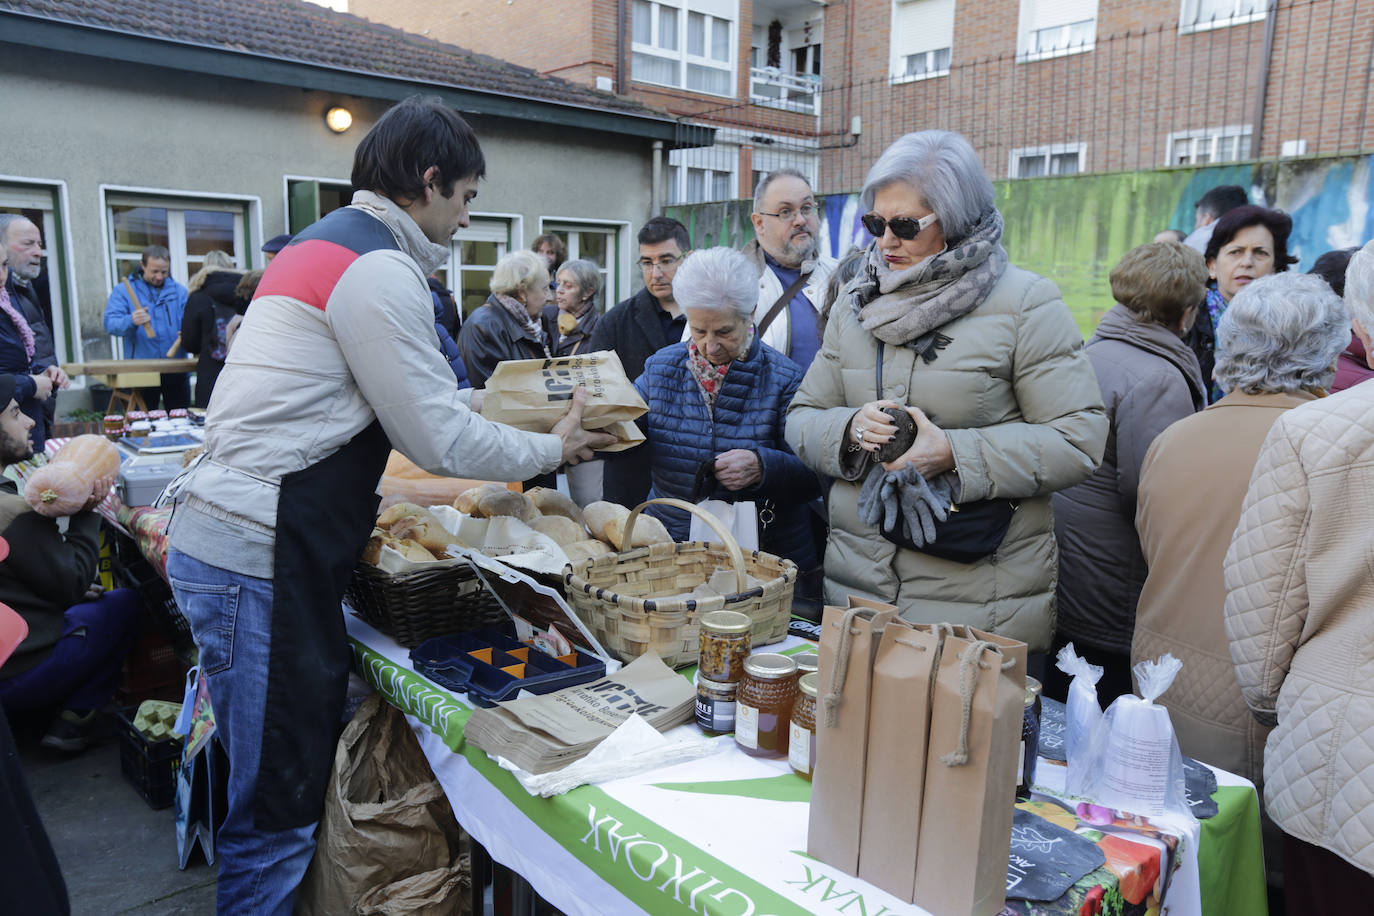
[860, 130, 995, 243]
[753, 168, 813, 214]
[556, 258, 603, 302]
[672, 247, 757, 320]
[1344, 239, 1374, 333]
[490, 249, 548, 296]
[1214, 273, 1350, 394]
[0, 213, 26, 242]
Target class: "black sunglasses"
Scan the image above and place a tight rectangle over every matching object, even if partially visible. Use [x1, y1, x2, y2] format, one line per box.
[861, 211, 938, 240]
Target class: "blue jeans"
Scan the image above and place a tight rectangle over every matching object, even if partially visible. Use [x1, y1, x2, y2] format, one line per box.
[167, 549, 316, 916]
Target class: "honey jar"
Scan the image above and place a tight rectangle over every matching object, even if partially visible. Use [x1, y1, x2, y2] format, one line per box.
[789, 672, 819, 779]
[793, 651, 818, 677]
[698, 610, 752, 683]
[735, 654, 798, 758]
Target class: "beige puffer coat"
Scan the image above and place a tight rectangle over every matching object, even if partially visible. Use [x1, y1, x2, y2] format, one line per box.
[1224, 382, 1374, 875]
[786, 264, 1107, 651]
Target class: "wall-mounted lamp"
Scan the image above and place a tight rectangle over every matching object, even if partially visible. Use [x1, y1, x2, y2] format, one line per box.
[325, 106, 353, 133]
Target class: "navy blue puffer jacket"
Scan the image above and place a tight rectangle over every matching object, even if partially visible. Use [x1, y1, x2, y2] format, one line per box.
[633, 337, 821, 570]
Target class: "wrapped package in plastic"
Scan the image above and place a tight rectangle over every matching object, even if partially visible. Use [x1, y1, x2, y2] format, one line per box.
[1054, 642, 1103, 795]
[1084, 654, 1189, 818]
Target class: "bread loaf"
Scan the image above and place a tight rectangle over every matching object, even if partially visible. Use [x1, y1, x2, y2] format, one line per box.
[474, 487, 539, 522]
[391, 518, 466, 558]
[611, 511, 672, 549]
[377, 502, 429, 529]
[563, 538, 613, 565]
[392, 538, 437, 563]
[583, 501, 629, 546]
[361, 528, 387, 566]
[454, 483, 508, 515]
[526, 487, 585, 526]
[530, 514, 587, 547]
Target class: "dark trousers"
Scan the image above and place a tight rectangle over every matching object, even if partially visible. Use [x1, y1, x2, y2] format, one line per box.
[135, 372, 191, 411]
[1284, 831, 1374, 913]
[0, 705, 69, 915]
[0, 589, 141, 713]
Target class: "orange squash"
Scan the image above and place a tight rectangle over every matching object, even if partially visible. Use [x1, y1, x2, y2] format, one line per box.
[24, 435, 121, 517]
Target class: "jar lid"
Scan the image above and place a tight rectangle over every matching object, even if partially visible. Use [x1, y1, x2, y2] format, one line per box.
[793, 651, 818, 674]
[743, 653, 797, 680]
[700, 610, 752, 634]
[798, 672, 818, 697]
[1025, 675, 1043, 707]
[696, 674, 738, 691]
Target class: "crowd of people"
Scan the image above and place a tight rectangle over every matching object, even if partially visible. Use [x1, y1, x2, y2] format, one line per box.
[3, 93, 1374, 914]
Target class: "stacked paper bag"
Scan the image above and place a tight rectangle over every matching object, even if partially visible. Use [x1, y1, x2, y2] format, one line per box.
[464, 652, 695, 774]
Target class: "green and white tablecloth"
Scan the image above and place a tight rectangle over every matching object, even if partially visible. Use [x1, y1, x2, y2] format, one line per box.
[346, 613, 1268, 916]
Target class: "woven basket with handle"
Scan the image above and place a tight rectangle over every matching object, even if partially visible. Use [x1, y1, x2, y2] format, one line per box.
[563, 498, 796, 667]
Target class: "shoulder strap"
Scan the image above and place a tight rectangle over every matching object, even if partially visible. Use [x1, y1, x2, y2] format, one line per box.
[756, 269, 810, 338]
[875, 341, 885, 397]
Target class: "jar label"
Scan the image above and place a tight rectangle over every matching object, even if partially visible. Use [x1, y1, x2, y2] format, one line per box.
[695, 695, 735, 732]
[736, 703, 759, 749]
[788, 722, 811, 774]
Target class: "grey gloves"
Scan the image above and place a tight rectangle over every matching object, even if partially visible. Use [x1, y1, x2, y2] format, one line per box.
[857, 464, 954, 547]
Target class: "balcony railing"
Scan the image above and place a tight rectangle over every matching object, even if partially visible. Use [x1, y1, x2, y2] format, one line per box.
[749, 67, 821, 114]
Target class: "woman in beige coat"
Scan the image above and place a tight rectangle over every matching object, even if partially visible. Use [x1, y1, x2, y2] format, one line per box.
[1224, 243, 1374, 909]
[785, 130, 1106, 653]
[1132, 273, 1350, 789]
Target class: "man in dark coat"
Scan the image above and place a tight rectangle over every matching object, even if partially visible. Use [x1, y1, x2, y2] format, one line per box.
[587, 216, 692, 507]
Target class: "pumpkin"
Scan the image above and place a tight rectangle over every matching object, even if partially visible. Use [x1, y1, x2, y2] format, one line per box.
[24, 435, 121, 517]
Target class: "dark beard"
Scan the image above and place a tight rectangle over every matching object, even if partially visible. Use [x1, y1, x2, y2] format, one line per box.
[0, 425, 33, 464]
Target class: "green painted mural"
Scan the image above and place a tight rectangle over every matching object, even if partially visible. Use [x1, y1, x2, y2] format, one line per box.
[668, 154, 1374, 338]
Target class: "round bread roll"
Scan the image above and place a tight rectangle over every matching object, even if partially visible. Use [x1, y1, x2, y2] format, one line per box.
[583, 501, 630, 546]
[454, 483, 508, 515]
[377, 502, 428, 529]
[530, 514, 588, 547]
[563, 538, 613, 565]
[392, 538, 437, 563]
[475, 487, 539, 522]
[526, 487, 585, 526]
[614, 511, 672, 549]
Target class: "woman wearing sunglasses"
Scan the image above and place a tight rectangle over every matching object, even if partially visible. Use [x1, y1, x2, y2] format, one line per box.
[785, 130, 1107, 660]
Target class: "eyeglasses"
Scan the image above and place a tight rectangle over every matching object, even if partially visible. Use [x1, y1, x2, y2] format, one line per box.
[757, 204, 817, 222]
[637, 254, 684, 273]
[861, 211, 939, 240]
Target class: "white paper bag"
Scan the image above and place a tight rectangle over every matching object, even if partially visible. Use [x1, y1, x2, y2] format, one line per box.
[688, 499, 758, 551]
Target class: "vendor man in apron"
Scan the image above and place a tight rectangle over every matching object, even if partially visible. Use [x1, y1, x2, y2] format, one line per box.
[164, 96, 614, 915]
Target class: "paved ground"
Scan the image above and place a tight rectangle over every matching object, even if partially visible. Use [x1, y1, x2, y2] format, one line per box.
[17, 725, 217, 916]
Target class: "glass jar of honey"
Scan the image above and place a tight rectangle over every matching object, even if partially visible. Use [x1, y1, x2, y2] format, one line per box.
[789, 672, 819, 779]
[735, 654, 798, 757]
[793, 651, 818, 677]
[698, 611, 752, 683]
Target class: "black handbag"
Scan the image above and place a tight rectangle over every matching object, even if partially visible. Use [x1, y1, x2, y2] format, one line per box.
[874, 342, 1017, 563]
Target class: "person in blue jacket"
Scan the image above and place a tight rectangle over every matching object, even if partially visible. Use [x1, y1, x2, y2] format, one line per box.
[429, 276, 469, 387]
[633, 246, 823, 597]
[102, 244, 190, 409]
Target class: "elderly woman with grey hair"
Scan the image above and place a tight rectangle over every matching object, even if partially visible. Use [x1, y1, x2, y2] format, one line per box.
[786, 129, 1107, 654]
[1133, 272, 1350, 800]
[458, 249, 551, 389]
[632, 246, 822, 583]
[1223, 244, 1374, 909]
[542, 257, 602, 357]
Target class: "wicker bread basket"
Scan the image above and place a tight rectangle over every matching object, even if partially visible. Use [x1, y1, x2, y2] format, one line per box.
[346, 561, 507, 648]
[563, 498, 796, 667]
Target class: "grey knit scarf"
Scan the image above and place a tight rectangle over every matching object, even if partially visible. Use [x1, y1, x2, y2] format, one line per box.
[849, 208, 1009, 354]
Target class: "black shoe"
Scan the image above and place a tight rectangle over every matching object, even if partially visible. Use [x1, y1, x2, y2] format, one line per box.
[40, 709, 100, 752]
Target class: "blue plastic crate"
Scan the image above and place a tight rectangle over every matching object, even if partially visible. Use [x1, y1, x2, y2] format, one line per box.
[410, 628, 607, 707]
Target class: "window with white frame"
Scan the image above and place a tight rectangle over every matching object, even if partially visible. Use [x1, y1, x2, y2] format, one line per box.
[541, 221, 626, 310]
[1166, 126, 1252, 165]
[1179, 0, 1266, 32]
[285, 177, 352, 234]
[106, 196, 249, 288]
[1010, 143, 1086, 178]
[1018, 0, 1097, 61]
[1, 182, 78, 363]
[667, 155, 736, 205]
[436, 216, 514, 318]
[632, 0, 737, 97]
[891, 0, 954, 81]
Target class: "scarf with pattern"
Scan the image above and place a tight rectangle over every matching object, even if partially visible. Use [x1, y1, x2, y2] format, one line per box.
[687, 325, 755, 412]
[0, 287, 34, 361]
[847, 208, 1009, 359]
[494, 293, 549, 353]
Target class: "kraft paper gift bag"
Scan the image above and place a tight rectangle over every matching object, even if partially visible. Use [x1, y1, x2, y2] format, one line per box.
[913, 626, 1026, 916]
[857, 619, 944, 902]
[806, 597, 898, 875]
[479, 351, 648, 451]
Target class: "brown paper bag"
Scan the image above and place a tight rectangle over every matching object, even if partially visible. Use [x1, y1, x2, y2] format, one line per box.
[857, 619, 943, 901]
[912, 626, 1026, 916]
[297, 695, 470, 916]
[806, 597, 898, 875]
[480, 351, 647, 451]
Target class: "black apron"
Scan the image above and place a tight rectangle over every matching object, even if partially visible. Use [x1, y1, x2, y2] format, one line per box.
[254, 420, 390, 830]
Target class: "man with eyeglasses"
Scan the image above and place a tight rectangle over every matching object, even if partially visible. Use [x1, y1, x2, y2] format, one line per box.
[588, 215, 692, 507]
[743, 169, 836, 369]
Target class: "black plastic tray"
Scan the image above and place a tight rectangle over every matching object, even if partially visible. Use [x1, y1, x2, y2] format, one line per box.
[410, 628, 606, 707]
